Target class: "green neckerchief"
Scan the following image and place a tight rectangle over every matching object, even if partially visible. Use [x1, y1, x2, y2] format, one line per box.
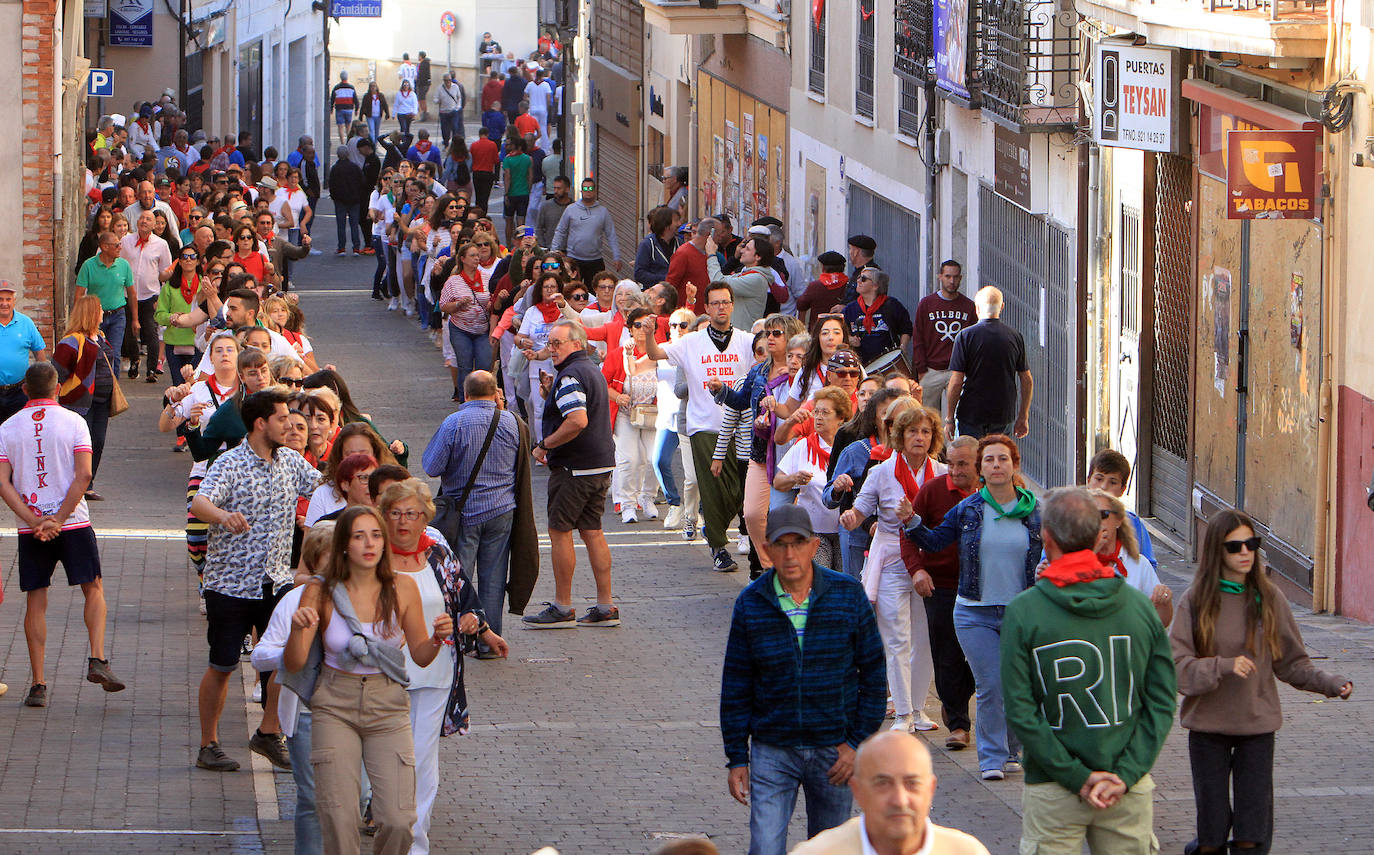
[1219, 579, 1246, 595]
[979, 485, 1037, 520]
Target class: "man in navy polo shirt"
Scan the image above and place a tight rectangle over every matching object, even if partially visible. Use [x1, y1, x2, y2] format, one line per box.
[0, 280, 47, 425]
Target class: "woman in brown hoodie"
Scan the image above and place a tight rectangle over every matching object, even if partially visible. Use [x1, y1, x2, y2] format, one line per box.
[1170, 509, 1352, 855]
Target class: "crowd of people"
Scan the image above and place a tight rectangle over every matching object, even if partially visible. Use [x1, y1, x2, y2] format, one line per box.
[0, 49, 1349, 855]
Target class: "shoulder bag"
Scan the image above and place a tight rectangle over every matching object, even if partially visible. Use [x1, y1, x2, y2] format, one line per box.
[101, 349, 129, 417]
[430, 407, 503, 549]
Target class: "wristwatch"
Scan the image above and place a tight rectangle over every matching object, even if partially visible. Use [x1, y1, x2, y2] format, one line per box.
[534, 440, 546, 452]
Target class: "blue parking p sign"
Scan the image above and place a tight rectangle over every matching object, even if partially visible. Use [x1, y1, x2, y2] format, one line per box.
[87, 68, 114, 98]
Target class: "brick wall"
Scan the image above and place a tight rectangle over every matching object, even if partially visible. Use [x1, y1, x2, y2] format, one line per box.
[20, 0, 57, 339]
[593, 0, 643, 71]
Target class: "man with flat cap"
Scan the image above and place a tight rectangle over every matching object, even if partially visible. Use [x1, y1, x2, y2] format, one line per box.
[722, 503, 887, 855]
[845, 235, 879, 301]
[796, 250, 852, 333]
[790, 731, 990, 855]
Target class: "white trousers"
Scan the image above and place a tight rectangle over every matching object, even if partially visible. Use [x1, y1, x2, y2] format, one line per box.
[876, 563, 935, 718]
[613, 413, 656, 507]
[527, 369, 548, 444]
[678, 429, 700, 520]
[407, 686, 448, 855]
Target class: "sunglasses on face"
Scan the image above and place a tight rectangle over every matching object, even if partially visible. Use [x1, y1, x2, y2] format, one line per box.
[765, 329, 786, 338]
[1223, 536, 1262, 554]
[1099, 509, 1112, 520]
[189, 214, 203, 221]
[568, 293, 589, 301]
[631, 321, 649, 330]
[541, 262, 562, 271]
[181, 253, 198, 261]
[672, 321, 692, 330]
[830, 368, 860, 378]
[282, 377, 304, 387]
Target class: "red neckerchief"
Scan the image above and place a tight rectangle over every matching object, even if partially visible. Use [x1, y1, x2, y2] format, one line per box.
[894, 453, 935, 502]
[281, 328, 304, 347]
[137, 119, 151, 132]
[206, 375, 238, 401]
[1040, 549, 1117, 588]
[415, 140, 432, 154]
[819, 272, 848, 290]
[804, 432, 830, 470]
[536, 301, 561, 323]
[461, 269, 484, 293]
[858, 294, 888, 332]
[135, 234, 150, 250]
[391, 534, 436, 558]
[1098, 541, 1128, 578]
[179, 272, 199, 305]
[284, 188, 299, 199]
[869, 442, 894, 462]
[258, 230, 275, 244]
[815, 366, 828, 386]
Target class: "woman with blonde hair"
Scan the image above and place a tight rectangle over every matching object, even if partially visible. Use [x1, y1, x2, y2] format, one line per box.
[843, 404, 946, 733]
[283, 506, 454, 855]
[377, 479, 507, 854]
[54, 295, 116, 499]
[605, 307, 663, 524]
[773, 385, 853, 569]
[1090, 489, 1173, 626]
[263, 294, 320, 372]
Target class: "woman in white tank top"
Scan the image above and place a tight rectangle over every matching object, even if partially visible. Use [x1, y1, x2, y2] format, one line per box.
[379, 478, 508, 855]
[284, 506, 454, 855]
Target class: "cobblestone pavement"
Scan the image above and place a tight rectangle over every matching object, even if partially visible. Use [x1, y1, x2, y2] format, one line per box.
[0, 198, 1369, 854]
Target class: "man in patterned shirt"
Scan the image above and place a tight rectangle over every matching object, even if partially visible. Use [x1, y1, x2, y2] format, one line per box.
[189, 388, 322, 772]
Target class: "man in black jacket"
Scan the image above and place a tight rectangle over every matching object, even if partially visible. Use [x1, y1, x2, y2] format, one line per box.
[356, 138, 380, 256]
[326, 145, 365, 255]
[416, 52, 432, 121]
[502, 68, 527, 122]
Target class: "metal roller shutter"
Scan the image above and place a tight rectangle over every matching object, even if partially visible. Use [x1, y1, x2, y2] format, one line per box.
[594, 128, 641, 272]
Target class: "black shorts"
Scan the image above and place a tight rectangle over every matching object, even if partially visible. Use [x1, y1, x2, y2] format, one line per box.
[205, 581, 288, 672]
[18, 526, 102, 592]
[503, 194, 530, 218]
[546, 468, 610, 532]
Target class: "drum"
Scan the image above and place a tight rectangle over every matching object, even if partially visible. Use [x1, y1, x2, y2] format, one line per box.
[864, 348, 911, 379]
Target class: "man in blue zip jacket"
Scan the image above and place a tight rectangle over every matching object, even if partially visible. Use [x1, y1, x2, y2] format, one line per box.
[721, 504, 887, 855]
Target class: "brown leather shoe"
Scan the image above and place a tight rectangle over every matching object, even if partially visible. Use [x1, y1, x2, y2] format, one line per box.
[945, 729, 969, 750]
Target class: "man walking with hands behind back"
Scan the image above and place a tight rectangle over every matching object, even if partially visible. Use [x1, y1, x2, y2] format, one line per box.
[721, 504, 887, 855]
[944, 286, 1031, 439]
[0, 363, 125, 707]
[1000, 487, 1176, 854]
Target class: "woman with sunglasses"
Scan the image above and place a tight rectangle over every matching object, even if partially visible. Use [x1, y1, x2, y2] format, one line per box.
[603, 307, 662, 524]
[178, 207, 208, 247]
[231, 224, 268, 284]
[438, 243, 493, 402]
[156, 244, 208, 383]
[1090, 489, 1172, 626]
[903, 433, 1041, 781]
[575, 279, 645, 370]
[1171, 510, 1351, 855]
[515, 272, 568, 443]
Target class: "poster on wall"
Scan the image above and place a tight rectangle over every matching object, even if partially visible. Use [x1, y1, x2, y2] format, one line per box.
[775, 145, 785, 225]
[725, 121, 740, 222]
[933, 0, 970, 98]
[1225, 129, 1318, 220]
[109, 0, 154, 46]
[1289, 272, 1303, 349]
[804, 159, 827, 261]
[742, 114, 755, 226]
[1211, 266, 1231, 397]
[703, 135, 724, 215]
[756, 134, 769, 218]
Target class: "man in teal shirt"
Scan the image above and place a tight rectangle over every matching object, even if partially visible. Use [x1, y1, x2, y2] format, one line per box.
[0, 280, 47, 425]
[501, 138, 533, 248]
[74, 231, 135, 368]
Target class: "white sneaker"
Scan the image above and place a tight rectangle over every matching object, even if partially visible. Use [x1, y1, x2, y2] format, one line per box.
[251, 682, 263, 703]
[621, 508, 638, 524]
[640, 502, 659, 520]
[737, 533, 750, 555]
[890, 714, 914, 732]
[682, 519, 696, 540]
[663, 505, 683, 529]
[404, 301, 417, 317]
[981, 769, 1006, 781]
[387, 297, 399, 311]
[911, 712, 938, 731]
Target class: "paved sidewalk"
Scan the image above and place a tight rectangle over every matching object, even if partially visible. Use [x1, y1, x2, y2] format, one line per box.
[0, 221, 1368, 854]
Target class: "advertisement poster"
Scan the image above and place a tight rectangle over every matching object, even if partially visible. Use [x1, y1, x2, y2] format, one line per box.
[1225, 129, 1318, 220]
[933, 0, 970, 98]
[725, 121, 740, 222]
[1211, 267, 1231, 396]
[108, 0, 153, 46]
[1093, 43, 1175, 152]
[742, 114, 755, 226]
[775, 145, 785, 223]
[703, 135, 724, 215]
[756, 134, 769, 218]
[1289, 272, 1303, 349]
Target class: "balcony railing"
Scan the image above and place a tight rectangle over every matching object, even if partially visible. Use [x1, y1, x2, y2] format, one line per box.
[894, 0, 934, 82]
[1073, 0, 1326, 56]
[977, 0, 1079, 131]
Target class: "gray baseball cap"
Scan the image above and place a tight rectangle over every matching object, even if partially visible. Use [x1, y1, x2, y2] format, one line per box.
[765, 505, 815, 543]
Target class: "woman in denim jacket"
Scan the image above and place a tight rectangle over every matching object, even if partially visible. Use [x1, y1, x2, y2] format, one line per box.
[901, 433, 1042, 780]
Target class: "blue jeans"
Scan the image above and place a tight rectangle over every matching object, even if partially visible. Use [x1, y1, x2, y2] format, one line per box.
[335, 205, 361, 252]
[456, 508, 514, 637]
[367, 115, 382, 141]
[286, 709, 323, 855]
[747, 742, 852, 855]
[836, 526, 871, 580]
[163, 344, 200, 386]
[953, 603, 1020, 773]
[99, 309, 126, 368]
[449, 325, 492, 400]
[653, 428, 681, 505]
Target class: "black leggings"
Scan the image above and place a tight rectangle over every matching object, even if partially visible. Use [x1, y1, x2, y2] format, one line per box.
[138, 297, 158, 375]
[1188, 730, 1275, 853]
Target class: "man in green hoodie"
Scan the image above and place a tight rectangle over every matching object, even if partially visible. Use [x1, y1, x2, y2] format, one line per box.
[1000, 487, 1176, 855]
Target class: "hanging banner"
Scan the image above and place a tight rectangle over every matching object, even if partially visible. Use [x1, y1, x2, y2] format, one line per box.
[933, 0, 971, 99]
[108, 0, 153, 47]
[1093, 42, 1177, 152]
[1225, 129, 1318, 220]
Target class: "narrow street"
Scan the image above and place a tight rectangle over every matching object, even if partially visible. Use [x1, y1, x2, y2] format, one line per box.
[0, 199, 1367, 854]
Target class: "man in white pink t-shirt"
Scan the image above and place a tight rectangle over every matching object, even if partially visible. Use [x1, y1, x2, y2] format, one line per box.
[644, 281, 755, 573]
[0, 363, 125, 708]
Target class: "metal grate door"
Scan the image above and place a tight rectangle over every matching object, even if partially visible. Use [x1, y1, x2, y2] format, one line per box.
[1148, 153, 1193, 535]
[846, 183, 921, 311]
[977, 186, 1077, 489]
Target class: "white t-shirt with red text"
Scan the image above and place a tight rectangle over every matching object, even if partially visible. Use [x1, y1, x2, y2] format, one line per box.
[662, 327, 754, 436]
[0, 400, 92, 533]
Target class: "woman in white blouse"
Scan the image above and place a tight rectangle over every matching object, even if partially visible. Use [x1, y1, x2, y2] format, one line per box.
[607, 307, 662, 524]
[772, 386, 853, 569]
[842, 404, 947, 734]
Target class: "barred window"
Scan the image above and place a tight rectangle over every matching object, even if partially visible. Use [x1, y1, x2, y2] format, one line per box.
[898, 77, 921, 137]
[809, 2, 826, 96]
[856, 1, 875, 117]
